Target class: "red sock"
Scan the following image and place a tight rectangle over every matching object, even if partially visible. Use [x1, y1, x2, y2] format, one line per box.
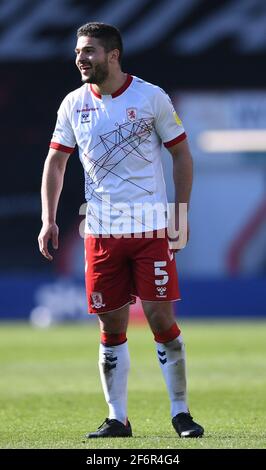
[154, 323, 181, 343]
[101, 332, 127, 346]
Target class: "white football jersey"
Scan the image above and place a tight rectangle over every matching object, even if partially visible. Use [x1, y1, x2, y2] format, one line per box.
[50, 74, 186, 234]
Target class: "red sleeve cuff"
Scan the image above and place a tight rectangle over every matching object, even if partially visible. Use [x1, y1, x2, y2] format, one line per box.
[49, 141, 75, 154]
[164, 132, 186, 148]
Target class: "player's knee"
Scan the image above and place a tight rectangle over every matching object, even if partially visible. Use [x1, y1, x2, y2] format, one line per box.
[143, 302, 176, 330]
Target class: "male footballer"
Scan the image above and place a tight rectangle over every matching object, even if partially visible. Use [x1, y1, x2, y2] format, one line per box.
[38, 22, 204, 439]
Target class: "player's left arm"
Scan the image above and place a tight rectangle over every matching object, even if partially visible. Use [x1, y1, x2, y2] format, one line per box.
[153, 87, 193, 248]
[167, 138, 193, 249]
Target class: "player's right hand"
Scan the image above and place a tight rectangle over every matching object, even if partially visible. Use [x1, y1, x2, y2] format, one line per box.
[38, 222, 59, 261]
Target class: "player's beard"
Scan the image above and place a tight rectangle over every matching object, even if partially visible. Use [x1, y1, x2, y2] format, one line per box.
[81, 59, 109, 85]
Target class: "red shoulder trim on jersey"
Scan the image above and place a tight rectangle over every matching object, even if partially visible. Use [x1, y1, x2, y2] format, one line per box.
[164, 132, 187, 148]
[49, 142, 75, 154]
[90, 74, 133, 99]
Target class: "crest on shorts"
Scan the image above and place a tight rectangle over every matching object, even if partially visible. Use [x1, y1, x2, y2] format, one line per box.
[126, 107, 137, 122]
[91, 292, 106, 309]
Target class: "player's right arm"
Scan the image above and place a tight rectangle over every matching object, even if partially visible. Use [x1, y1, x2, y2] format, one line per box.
[38, 148, 70, 261]
[39, 91, 76, 260]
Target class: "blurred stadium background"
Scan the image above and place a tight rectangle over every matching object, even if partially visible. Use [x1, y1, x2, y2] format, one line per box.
[0, 0, 266, 325]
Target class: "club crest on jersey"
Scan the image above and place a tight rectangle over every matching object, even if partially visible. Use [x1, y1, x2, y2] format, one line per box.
[126, 108, 137, 122]
[91, 292, 106, 309]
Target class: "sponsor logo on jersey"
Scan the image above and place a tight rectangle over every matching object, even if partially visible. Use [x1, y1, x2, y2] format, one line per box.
[91, 292, 106, 309]
[76, 105, 99, 113]
[126, 107, 137, 122]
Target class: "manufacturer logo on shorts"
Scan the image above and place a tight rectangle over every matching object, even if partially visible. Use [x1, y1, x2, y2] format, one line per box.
[126, 107, 137, 122]
[156, 286, 167, 298]
[91, 292, 106, 309]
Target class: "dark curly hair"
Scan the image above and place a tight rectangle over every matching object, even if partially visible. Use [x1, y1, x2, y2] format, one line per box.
[77, 22, 123, 64]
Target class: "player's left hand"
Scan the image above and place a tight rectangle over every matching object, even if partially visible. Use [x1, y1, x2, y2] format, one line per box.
[168, 220, 190, 253]
[38, 222, 59, 261]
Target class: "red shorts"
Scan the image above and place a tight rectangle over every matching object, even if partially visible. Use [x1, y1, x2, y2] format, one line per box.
[84, 231, 180, 314]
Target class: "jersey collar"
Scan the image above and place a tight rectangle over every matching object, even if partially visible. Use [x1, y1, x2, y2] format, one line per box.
[90, 74, 133, 99]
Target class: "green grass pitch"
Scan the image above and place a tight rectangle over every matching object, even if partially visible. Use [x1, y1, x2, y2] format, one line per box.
[0, 321, 265, 449]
